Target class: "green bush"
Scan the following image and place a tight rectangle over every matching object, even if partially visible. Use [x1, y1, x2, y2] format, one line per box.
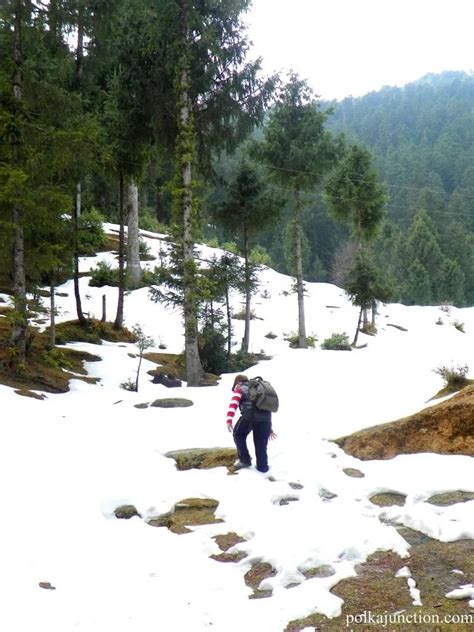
[78, 208, 107, 255]
[284, 333, 317, 348]
[434, 363, 469, 389]
[198, 324, 228, 375]
[139, 209, 168, 234]
[89, 261, 119, 287]
[321, 332, 352, 351]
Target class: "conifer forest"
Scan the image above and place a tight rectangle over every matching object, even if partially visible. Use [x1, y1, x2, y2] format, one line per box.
[0, 1, 473, 382]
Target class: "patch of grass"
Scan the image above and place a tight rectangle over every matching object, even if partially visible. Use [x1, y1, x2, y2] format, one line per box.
[54, 319, 135, 345]
[431, 363, 472, 399]
[0, 318, 101, 393]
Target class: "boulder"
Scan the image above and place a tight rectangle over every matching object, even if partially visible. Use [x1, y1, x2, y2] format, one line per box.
[336, 385, 474, 460]
[165, 447, 237, 471]
[151, 398, 193, 408]
[152, 372, 182, 388]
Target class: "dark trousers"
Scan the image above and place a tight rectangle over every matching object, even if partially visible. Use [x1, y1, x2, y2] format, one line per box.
[233, 417, 272, 472]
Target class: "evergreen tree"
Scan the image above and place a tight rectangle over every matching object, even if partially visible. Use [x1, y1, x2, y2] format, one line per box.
[255, 75, 341, 348]
[212, 160, 280, 352]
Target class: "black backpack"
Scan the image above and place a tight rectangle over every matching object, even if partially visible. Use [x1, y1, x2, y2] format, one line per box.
[247, 376, 279, 413]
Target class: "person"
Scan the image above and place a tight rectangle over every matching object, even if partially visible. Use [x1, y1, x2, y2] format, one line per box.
[226, 374, 275, 473]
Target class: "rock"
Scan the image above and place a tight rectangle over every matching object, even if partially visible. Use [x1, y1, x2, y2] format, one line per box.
[336, 385, 474, 460]
[165, 447, 237, 471]
[369, 493, 407, 507]
[244, 561, 277, 599]
[39, 581, 56, 590]
[147, 497, 222, 534]
[134, 403, 149, 409]
[152, 373, 182, 388]
[151, 398, 193, 408]
[343, 468, 365, 478]
[114, 505, 141, 519]
[426, 491, 474, 506]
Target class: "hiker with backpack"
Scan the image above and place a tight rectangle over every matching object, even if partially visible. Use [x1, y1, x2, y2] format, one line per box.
[226, 374, 278, 473]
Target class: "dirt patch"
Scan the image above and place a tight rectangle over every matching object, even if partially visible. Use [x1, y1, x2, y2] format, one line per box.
[147, 498, 222, 534]
[336, 385, 474, 460]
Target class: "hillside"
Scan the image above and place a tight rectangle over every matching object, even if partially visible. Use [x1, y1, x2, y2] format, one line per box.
[1, 226, 474, 630]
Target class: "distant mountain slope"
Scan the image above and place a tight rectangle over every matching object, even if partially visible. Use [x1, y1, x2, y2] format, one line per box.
[326, 71, 474, 229]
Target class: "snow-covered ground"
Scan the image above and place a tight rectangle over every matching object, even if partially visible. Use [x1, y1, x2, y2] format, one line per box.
[1, 224, 473, 631]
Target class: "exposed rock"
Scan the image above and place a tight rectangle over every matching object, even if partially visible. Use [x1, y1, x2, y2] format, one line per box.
[210, 532, 248, 563]
[147, 498, 222, 534]
[319, 488, 338, 501]
[152, 372, 182, 388]
[151, 397, 193, 408]
[343, 468, 365, 478]
[39, 581, 56, 590]
[336, 385, 474, 460]
[244, 561, 276, 599]
[165, 447, 237, 471]
[369, 493, 407, 507]
[301, 564, 336, 579]
[14, 389, 47, 400]
[426, 491, 474, 506]
[134, 403, 149, 409]
[114, 505, 141, 519]
[289, 482, 304, 490]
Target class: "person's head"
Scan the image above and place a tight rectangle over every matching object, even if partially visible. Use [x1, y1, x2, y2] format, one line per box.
[232, 374, 249, 390]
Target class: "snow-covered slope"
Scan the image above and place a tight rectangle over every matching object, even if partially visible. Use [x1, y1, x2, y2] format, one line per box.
[1, 225, 473, 631]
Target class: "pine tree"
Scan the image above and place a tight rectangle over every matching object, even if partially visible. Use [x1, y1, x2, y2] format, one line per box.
[256, 75, 340, 348]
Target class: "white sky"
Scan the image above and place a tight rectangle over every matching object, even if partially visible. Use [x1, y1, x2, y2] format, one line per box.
[245, 0, 474, 100]
[1, 225, 474, 629]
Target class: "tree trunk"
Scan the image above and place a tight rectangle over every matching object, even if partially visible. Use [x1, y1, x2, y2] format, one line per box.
[50, 281, 56, 348]
[241, 224, 251, 353]
[225, 285, 232, 357]
[180, 68, 203, 386]
[73, 182, 86, 324]
[114, 173, 125, 330]
[293, 188, 307, 348]
[9, 1, 27, 360]
[126, 179, 142, 288]
[101, 294, 106, 322]
[73, 7, 86, 325]
[371, 299, 377, 330]
[352, 306, 363, 346]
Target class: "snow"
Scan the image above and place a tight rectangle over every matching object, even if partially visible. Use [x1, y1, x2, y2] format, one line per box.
[1, 224, 474, 630]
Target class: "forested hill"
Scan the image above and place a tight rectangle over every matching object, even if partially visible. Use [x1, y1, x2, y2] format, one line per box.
[326, 71, 474, 229]
[304, 71, 474, 306]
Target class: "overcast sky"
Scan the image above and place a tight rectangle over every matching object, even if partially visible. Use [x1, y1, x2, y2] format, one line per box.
[245, 0, 474, 101]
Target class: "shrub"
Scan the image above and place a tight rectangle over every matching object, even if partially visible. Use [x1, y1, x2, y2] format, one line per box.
[198, 324, 228, 375]
[284, 332, 317, 348]
[89, 261, 119, 287]
[139, 209, 168, 234]
[78, 208, 107, 255]
[321, 332, 352, 351]
[434, 363, 469, 389]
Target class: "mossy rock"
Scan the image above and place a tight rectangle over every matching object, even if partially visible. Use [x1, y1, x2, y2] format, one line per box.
[151, 398, 193, 408]
[426, 491, 474, 506]
[244, 561, 277, 599]
[114, 505, 141, 519]
[165, 447, 237, 471]
[369, 493, 407, 507]
[147, 497, 221, 534]
[343, 467, 365, 478]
